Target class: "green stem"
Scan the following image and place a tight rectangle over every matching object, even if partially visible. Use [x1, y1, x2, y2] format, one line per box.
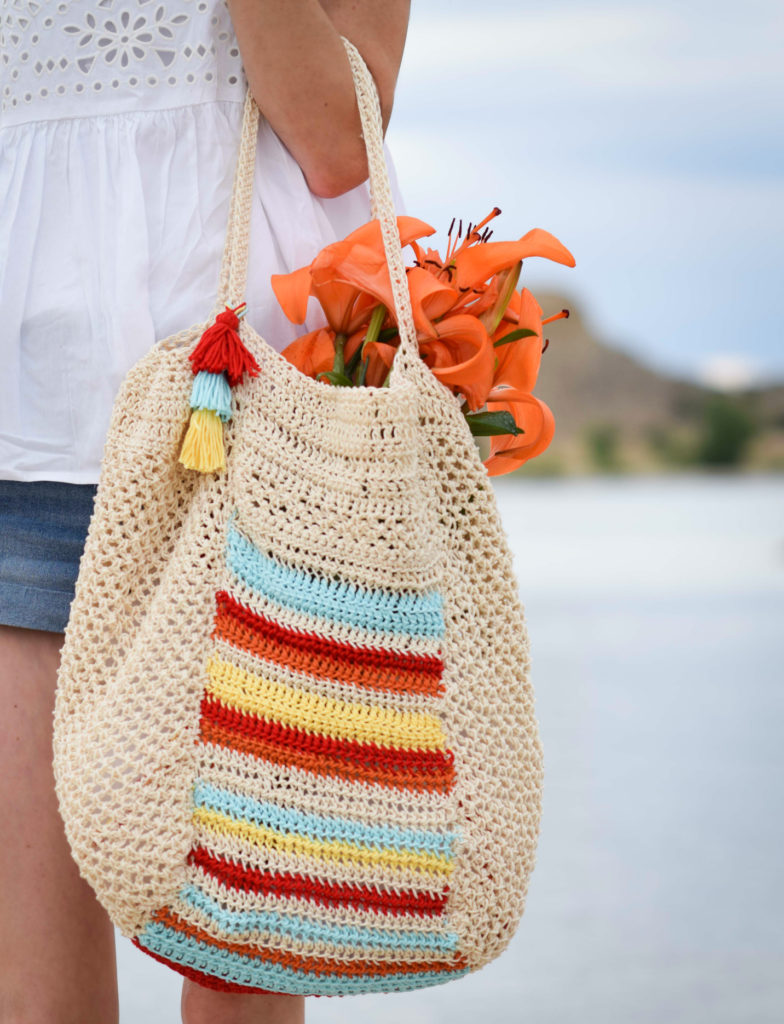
[361, 304, 387, 359]
[333, 332, 347, 375]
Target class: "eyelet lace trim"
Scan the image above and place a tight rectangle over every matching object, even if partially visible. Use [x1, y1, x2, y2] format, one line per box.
[1, 0, 244, 114]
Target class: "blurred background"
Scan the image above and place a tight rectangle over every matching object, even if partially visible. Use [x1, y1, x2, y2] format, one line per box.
[117, 1, 783, 1020]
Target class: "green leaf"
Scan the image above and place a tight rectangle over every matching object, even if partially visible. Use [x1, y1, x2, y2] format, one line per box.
[493, 327, 537, 347]
[344, 344, 363, 377]
[464, 410, 524, 436]
[357, 356, 369, 387]
[317, 370, 354, 387]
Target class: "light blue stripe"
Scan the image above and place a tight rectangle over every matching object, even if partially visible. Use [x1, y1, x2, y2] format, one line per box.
[137, 924, 468, 995]
[178, 883, 459, 954]
[190, 371, 233, 422]
[225, 514, 445, 638]
[192, 779, 459, 857]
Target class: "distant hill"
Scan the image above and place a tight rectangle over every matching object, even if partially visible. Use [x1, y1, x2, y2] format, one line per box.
[516, 292, 784, 475]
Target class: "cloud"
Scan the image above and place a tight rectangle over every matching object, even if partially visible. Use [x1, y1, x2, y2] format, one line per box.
[698, 354, 760, 392]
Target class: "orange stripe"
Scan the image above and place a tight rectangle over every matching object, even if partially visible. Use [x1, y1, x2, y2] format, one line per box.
[214, 608, 444, 697]
[199, 718, 455, 794]
[152, 907, 467, 977]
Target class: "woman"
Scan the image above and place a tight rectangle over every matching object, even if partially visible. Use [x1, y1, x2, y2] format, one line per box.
[0, 2, 411, 1021]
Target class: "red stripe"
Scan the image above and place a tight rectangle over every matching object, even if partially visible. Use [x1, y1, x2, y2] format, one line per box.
[214, 590, 443, 678]
[214, 608, 444, 697]
[199, 718, 454, 793]
[200, 693, 455, 776]
[187, 846, 449, 917]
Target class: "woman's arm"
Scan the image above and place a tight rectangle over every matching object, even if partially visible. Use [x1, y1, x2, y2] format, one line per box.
[226, 0, 410, 199]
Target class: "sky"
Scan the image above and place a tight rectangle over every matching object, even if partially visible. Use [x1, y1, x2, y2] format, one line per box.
[385, 0, 784, 388]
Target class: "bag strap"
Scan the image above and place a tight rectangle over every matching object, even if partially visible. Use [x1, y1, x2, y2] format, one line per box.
[210, 36, 420, 375]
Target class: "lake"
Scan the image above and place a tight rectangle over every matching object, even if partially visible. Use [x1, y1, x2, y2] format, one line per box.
[116, 474, 784, 1023]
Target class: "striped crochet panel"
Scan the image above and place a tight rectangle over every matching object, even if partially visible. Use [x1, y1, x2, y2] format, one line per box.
[132, 510, 467, 995]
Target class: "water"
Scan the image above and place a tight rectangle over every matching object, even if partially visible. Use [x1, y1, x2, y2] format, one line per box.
[116, 474, 784, 1023]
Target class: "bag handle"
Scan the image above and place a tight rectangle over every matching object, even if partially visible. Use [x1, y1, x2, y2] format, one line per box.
[209, 36, 420, 375]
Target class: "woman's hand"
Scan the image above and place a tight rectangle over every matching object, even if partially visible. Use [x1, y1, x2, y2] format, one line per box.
[225, 0, 411, 199]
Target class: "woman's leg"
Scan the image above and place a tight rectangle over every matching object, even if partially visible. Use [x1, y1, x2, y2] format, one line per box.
[181, 979, 305, 1024]
[0, 624, 119, 1024]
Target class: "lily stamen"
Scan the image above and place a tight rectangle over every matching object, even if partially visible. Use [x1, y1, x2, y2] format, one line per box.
[541, 309, 570, 325]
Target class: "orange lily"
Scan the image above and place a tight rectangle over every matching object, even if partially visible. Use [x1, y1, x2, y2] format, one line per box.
[280, 327, 336, 378]
[419, 314, 494, 411]
[452, 228, 575, 290]
[489, 288, 544, 397]
[309, 245, 463, 337]
[344, 327, 398, 387]
[484, 394, 556, 475]
[480, 290, 570, 475]
[404, 266, 460, 335]
[270, 216, 436, 333]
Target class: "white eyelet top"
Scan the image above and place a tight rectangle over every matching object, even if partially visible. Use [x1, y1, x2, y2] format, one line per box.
[0, 0, 406, 482]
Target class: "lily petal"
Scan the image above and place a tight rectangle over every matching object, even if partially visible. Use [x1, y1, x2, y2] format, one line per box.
[311, 243, 429, 333]
[406, 266, 460, 334]
[343, 215, 437, 251]
[270, 265, 314, 325]
[281, 327, 336, 378]
[483, 395, 555, 476]
[419, 314, 494, 411]
[492, 288, 544, 393]
[453, 229, 575, 290]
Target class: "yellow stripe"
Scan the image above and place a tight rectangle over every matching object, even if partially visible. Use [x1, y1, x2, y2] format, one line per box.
[193, 806, 455, 878]
[205, 654, 446, 751]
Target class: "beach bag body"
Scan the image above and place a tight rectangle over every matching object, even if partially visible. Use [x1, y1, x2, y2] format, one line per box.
[52, 38, 543, 996]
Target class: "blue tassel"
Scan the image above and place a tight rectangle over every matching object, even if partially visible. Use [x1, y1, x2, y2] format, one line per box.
[189, 370, 233, 422]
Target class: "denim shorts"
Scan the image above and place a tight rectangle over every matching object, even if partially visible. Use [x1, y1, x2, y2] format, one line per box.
[0, 479, 98, 633]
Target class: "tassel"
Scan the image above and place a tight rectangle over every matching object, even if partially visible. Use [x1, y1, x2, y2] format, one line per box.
[189, 302, 259, 387]
[178, 408, 226, 473]
[189, 370, 233, 422]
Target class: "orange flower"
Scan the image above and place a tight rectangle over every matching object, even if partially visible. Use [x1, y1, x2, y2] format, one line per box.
[343, 329, 398, 387]
[480, 292, 571, 476]
[452, 228, 575, 291]
[280, 327, 336, 378]
[273, 207, 575, 478]
[409, 209, 574, 298]
[419, 314, 494, 411]
[397, 266, 459, 335]
[489, 288, 544, 397]
[271, 216, 436, 334]
[483, 394, 556, 476]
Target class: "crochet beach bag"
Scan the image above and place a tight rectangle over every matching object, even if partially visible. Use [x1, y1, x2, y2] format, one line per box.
[52, 37, 543, 997]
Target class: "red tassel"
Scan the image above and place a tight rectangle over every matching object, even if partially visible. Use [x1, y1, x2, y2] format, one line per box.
[189, 304, 259, 387]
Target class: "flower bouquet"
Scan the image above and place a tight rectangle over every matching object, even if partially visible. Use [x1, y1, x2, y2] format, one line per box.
[272, 207, 574, 476]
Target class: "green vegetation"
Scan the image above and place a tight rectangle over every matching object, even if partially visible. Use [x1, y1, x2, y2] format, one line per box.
[695, 394, 758, 467]
[646, 426, 696, 468]
[584, 422, 623, 472]
[518, 454, 568, 477]
[645, 394, 759, 470]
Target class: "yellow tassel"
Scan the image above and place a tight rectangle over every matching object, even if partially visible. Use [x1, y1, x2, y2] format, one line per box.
[178, 408, 226, 472]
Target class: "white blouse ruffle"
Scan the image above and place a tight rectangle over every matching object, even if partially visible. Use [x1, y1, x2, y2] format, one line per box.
[0, 1, 407, 482]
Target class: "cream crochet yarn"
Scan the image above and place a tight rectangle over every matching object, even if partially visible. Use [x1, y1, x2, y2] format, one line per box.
[52, 36, 544, 997]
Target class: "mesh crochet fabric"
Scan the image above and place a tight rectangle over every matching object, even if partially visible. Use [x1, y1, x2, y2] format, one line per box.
[52, 37, 544, 997]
